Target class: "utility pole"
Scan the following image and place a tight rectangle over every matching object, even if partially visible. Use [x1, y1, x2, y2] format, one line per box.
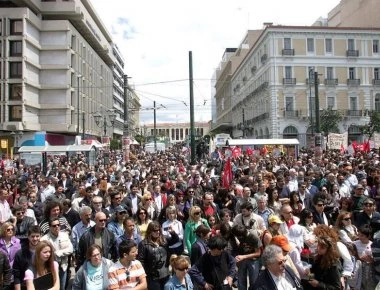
[189, 51, 196, 165]
[154, 101, 157, 152]
[82, 112, 85, 139]
[314, 71, 322, 158]
[242, 108, 245, 138]
[123, 74, 131, 162]
[76, 75, 82, 136]
[309, 68, 314, 135]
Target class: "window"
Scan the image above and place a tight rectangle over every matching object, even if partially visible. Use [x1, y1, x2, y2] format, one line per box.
[348, 39, 355, 50]
[9, 41, 22, 56]
[9, 105, 22, 121]
[0, 20, 2, 36]
[10, 20, 22, 35]
[325, 38, 332, 53]
[350, 96, 358, 110]
[0, 40, 2, 57]
[9, 84, 22, 100]
[284, 38, 291, 49]
[285, 96, 294, 111]
[285, 66, 292, 79]
[349, 67, 355, 79]
[375, 68, 380, 80]
[307, 38, 314, 52]
[9, 62, 22, 78]
[374, 40, 379, 53]
[375, 94, 380, 112]
[327, 96, 335, 109]
[308, 66, 315, 80]
[326, 67, 333, 79]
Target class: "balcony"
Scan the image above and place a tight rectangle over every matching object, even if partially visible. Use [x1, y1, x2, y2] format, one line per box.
[261, 54, 268, 64]
[346, 50, 359, 57]
[373, 79, 380, 86]
[283, 78, 296, 85]
[282, 49, 295, 56]
[347, 79, 360, 86]
[306, 78, 321, 85]
[283, 110, 299, 118]
[346, 110, 363, 117]
[324, 78, 338, 86]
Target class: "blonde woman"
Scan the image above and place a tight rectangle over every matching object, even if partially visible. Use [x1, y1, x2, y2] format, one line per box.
[162, 206, 184, 256]
[165, 255, 193, 290]
[139, 192, 159, 221]
[184, 206, 209, 255]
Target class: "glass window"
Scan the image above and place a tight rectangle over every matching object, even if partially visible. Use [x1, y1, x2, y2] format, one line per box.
[350, 96, 357, 110]
[348, 39, 355, 50]
[284, 38, 291, 49]
[285, 66, 292, 79]
[375, 94, 380, 111]
[375, 68, 380, 80]
[9, 84, 22, 100]
[307, 38, 314, 52]
[0, 20, 2, 36]
[326, 67, 333, 79]
[10, 41, 22, 56]
[374, 40, 379, 53]
[308, 66, 315, 80]
[349, 67, 355, 79]
[285, 96, 294, 111]
[9, 62, 22, 78]
[327, 96, 335, 109]
[325, 38, 332, 53]
[10, 20, 22, 35]
[9, 105, 22, 121]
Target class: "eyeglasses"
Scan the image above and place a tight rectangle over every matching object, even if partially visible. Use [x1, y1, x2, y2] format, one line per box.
[50, 224, 60, 228]
[118, 212, 127, 215]
[113, 197, 121, 200]
[277, 259, 287, 265]
[93, 202, 102, 205]
[6, 228, 14, 232]
[126, 270, 130, 282]
[139, 212, 146, 215]
[301, 186, 306, 189]
[284, 211, 293, 214]
[316, 204, 325, 207]
[152, 229, 160, 233]
[147, 198, 153, 201]
[194, 212, 201, 215]
[188, 191, 194, 193]
[16, 212, 25, 216]
[364, 203, 374, 207]
[177, 267, 189, 271]
[307, 216, 313, 219]
[343, 217, 351, 221]
[98, 219, 107, 222]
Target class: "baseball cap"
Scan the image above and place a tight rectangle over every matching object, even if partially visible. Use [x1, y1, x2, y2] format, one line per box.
[271, 235, 292, 252]
[268, 215, 283, 225]
[114, 205, 127, 214]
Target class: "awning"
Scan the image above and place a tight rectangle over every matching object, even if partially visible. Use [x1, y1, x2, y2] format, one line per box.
[18, 145, 96, 153]
[227, 138, 300, 146]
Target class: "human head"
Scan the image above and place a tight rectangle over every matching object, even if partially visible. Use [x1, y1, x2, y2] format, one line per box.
[207, 236, 227, 255]
[48, 217, 61, 237]
[170, 255, 190, 278]
[110, 191, 122, 206]
[316, 236, 340, 269]
[92, 196, 103, 210]
[363, 198, 375, 214]
[94, 212, 107, 231]
[145, 221, 164, 244]
[33, 240, 56, 278]
[12, 205, 25, 221]
[86, 244, 103, 267]
[299, 208, 314, 226]
[280, 204, 293, 221]
[28, 225, 41, 248]
[189, 206, 202, 221]
[119, 240, 138, 263]
[165, 205, 177, 221]
[335, 211, 352, 229]
[123, 217, 136, 235]
[44, 201, 61, 219]
[79, 206, 92, 225]
[240, 201, 254, 217]
[262, 245, 286, 277]
[194, 224, 211, 240]
[0, 222, 15, 239]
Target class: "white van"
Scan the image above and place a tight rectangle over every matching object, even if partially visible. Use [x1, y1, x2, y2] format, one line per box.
[145, 142, 166, 153]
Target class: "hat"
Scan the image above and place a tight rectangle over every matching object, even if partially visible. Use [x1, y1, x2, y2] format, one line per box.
[271, 235, 292, 252]
[114, 205, 127, 214]
[268, 215, 283, 224]
[355, 184, 364, 189]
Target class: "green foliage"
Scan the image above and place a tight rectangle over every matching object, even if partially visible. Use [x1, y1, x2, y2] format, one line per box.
[110, 139, 120, 150]
[358, 111, 380, 138]
[310, 108, 343, 136]
[134, 134, 145, 145]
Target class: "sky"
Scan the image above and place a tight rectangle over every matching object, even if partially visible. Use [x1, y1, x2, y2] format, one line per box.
[90, 0, 341, 126]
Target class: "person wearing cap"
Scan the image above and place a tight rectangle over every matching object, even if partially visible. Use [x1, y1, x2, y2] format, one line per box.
[107, 205, 129, 240]
[270, 235, 300, 279]
[251, 245, 302, 290]
[354, 197, 380, 228]
[262, 215, 284, 248]
[352, 184, 368, 216]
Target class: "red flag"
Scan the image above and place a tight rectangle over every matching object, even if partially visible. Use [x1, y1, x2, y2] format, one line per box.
[246, 147, 253, 156]
[363, 140, 370, 153]
[232, 146, 242, 158]
[340, 144, 345, 154]
[261, 146, 268, 156]
[222, 157, 233, 188]
[352, 141, 358, 152]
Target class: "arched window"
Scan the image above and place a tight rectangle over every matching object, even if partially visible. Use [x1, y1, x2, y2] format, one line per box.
[259, 128, 263, 138]
[283, 126, 298, 139]
[265, 127, 270, 138]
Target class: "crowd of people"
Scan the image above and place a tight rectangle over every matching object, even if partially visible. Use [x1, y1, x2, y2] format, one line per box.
[0, 144, 380, 290]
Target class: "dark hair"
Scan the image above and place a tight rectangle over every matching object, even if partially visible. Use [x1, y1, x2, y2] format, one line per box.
[28, 225, 41, 236]
[119, 240, 137, 257]
[299, 209, 314, 226]
[231, 224, 247, 238]
[240, 201, 254, 211]
[145, 221, 166, 245]
[62, 199, 71, 207]
[194, 224, 210, 238]
[48, 217, 60, 227]
[207, 236, 227, 250]
[219, 209, 231, 220]
[358, 224, 372, 238]
[11, 204, 24, 215]
[44, 201, 62, 219]
[86, 244, 103, 260]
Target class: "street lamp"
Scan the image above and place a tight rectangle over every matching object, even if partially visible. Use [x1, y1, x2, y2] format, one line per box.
[10, 131, 23, 147]
[94, 110, 117, 136]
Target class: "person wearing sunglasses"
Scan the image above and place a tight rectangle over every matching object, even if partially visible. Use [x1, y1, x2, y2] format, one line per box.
[336, 212, 358, 244]
[0, 221, 21, 269]
[354, 197, 380, 229]
[184, 206, 209, 255]
[164, 255, 193, 290]
[252, 245, 302, 290]
[108, 241, 147, 290]
[311, 196, 329, 226]
[12, 204, 35, 246]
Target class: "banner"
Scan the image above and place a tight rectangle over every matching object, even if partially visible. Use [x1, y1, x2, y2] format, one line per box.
[222, 157, 233, 188]
[328, 133, 348, 150]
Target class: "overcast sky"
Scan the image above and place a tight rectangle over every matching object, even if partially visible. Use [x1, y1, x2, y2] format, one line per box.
[90, 0, 340, 126]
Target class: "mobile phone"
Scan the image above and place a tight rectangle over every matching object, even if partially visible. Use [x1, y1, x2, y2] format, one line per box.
[163, 227, 169, 231]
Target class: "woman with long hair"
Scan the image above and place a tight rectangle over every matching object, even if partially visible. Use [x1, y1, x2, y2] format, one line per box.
[136, 207, 151, 240]
[72, 244, 113, 290]
[289, 191, 303, 217]
[267, 188, 281, 214]
[162, 206, 184, 256]
[164, 255, 194, 290]
[24, 240, 59, 290]
[184, 206, 209, 255]
[137, 221, 179, 290]
[0, 222, 21, 267]
[335, 211, 358, 244]
[139, 192, 159, 221]
[304, 236, 341, 290]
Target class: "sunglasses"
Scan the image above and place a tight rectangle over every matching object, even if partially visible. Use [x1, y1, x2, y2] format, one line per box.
[307, 216, 313, 219]
[50, 224, 60, 228]
[343, 217, 351, 221]
[16, 212, 25, 216]
[194, 212, 201, 215]
[364, 203, 374, 207]
[126, 270, 130, 282]
[118, 212, 127, 215]
[316, 204, 325, 207]
[139, 212, 146, 215]
[177, 267, 189, 271]
[188, 191, 194, 193]
[98, 219, 107, 222]
[6, 228, 14, 232]
[152, 229, 160, 233]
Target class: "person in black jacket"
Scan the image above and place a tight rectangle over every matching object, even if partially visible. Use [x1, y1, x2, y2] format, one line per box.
[137, 221, 179, 290]
[13, 225, 41, 290]
[62, 199, 80, 228]
[190, 224, 210, 265]
[188, 236, 236, 290]
[77, 212, 117, 266]
[12, 205, 35, 246]
[0, 251, 11, 290]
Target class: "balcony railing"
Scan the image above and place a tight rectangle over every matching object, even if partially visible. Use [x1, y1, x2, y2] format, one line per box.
[261, 54, 268, 63]
[282, 49, 295, 56]
[373, 79, 380, 86]
[346, 50, 359, 57]
[283, 78, 296, 85]
[324, 78, 338, 86]
[284, 110, 299, 118]
[306, 78, 321, 85]
[347, 79, 360, 86]
[346, 110, 363, 117]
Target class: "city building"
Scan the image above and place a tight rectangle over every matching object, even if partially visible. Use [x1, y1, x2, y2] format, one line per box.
[213, 25, 380, 147]
[143, 122, 210, 145]
[0, 0, 136, 149]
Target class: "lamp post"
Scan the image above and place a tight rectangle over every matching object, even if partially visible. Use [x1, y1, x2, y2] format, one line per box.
[93, 110, 117, 137]
[76, 74, 82, 136]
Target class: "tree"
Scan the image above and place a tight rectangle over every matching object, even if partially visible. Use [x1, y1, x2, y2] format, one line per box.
[358, 111, 380, 139]
[110, 139, 120, 150]
[134, 134, 145, 145]
[310, 108, 343, 136]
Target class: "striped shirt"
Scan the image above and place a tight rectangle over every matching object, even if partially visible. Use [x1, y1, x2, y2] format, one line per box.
[108, 260, 146, 289]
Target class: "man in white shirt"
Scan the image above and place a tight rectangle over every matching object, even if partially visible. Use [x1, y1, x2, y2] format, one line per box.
[39, 179, 55, 203]
[0, 188, 11, 224]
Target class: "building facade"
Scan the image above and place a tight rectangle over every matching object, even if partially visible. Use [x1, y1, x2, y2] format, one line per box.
[0, 0, 136, 148]
[213, 25, 380, 147]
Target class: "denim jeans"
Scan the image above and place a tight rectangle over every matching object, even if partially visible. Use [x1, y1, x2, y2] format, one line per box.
[59, 267, 67, 290]
[237, 259, 260, 290]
